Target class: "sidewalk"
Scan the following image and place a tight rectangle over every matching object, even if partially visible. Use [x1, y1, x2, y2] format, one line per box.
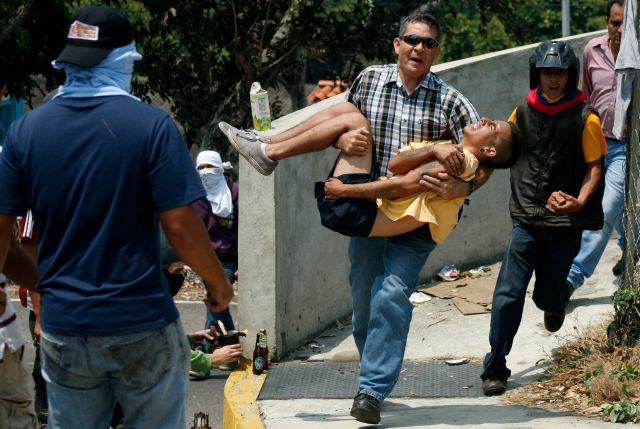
[226, 239, 621, 428]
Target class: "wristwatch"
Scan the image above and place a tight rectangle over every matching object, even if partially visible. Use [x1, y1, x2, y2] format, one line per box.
[468, 180, 475, 195]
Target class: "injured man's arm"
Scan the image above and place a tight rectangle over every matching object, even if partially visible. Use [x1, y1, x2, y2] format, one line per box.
[324, 159, 448, 201]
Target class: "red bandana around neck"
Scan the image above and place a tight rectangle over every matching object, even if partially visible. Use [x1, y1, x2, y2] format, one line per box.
[526, 88, 587, 115]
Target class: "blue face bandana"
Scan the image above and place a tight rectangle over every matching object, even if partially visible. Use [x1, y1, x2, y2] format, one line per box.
[52, 41, 142, 100]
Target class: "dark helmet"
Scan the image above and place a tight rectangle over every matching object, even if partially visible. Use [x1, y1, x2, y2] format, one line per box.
[529, 40, 579, 91]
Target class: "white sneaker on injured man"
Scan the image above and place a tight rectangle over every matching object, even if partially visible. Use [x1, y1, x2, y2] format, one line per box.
[218, 122, 277, 175]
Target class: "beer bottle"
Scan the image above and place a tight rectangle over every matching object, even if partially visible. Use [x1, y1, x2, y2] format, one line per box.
[252, 328, 269, 375]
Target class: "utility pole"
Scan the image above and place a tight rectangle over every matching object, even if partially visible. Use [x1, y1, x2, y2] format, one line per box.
[562, 0, 571, 37]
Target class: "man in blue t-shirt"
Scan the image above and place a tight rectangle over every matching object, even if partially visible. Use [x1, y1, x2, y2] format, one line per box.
[0, 6, 234, 429]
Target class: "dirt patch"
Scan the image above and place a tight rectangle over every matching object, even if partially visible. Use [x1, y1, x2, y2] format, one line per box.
[174, 268, 208, 301]
[504, 321, 640, 422]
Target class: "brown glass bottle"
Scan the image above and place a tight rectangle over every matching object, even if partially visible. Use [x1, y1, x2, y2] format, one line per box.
[252, 328, 269, 375]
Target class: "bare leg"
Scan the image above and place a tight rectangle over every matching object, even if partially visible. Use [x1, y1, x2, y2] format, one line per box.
[270, 102, 361, 143]
[218, 102, 366, 176]
[332, 114, 372, 176]
[266, 110, 369, 161]
[368, 214, 424, 237]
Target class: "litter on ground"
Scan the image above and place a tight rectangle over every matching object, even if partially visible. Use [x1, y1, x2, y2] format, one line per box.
[436, 264, 460, 281]
[409, 291, 432, 305]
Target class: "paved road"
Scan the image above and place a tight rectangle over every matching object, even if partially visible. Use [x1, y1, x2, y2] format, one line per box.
[13, 299, 238, 429]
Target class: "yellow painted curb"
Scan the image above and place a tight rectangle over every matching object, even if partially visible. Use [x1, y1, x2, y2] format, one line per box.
[223, 358, 267, 429]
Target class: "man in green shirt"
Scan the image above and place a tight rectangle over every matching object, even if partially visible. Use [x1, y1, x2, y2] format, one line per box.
[187, 330, 243, 377]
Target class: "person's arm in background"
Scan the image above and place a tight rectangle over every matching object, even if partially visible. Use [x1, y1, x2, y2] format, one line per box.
[30, 290, 41, 337]
[160, 205, 234, 312]
[190, 346, 244, 372]
[187, 330, 214, 373]
[0, 214, 38, 316]
[5, 241, 37, 290]
[210, 344, 243, 365]
[190, 349, 213, 374]
[188, 330, 243, 371]
[191, 198, 215, 244]
[582, 44, 593, 99]
[20, 233, 41, 337]
[0, 215, 37, 321]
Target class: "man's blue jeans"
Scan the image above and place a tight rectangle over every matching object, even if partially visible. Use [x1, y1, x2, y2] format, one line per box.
[204, 260, 237, 333]
[482, 224, 581, 381]
[567, 139, 626, 289]
[40, 319, 190, 429]
[349, 225, 436, 401]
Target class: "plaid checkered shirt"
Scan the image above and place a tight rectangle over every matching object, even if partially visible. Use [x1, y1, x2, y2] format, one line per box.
[348, 64, 480, 176]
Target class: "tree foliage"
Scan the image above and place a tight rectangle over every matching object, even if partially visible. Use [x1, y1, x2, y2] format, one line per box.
[1, 0, 609, 155]
[0, 0, 68, 102]
[480, 0, 605, 46]
[132, 0, 329, 155]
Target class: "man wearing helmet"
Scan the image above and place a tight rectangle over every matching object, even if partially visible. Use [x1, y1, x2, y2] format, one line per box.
[481, 40, 607, 396]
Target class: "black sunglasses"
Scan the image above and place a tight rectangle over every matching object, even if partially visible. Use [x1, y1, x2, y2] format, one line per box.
[400, 34, 439, 49]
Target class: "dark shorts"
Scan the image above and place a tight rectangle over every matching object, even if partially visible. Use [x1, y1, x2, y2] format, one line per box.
[314, 170, 378, 237]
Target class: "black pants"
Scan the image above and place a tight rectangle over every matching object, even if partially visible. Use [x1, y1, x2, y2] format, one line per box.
[482, 223, 581, 381]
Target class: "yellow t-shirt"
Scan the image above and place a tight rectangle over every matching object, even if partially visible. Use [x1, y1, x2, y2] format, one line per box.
[376, 140, 478, 244]
[507, 108, 607, 162]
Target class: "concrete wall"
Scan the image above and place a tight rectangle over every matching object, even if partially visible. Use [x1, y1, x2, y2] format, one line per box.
[237, 31, 606, 359]
[238, 96, 349, 359]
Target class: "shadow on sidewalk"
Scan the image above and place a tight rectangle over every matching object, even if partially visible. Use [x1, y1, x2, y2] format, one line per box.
[565, 295, 613, 315]
[292, 402, 573, 428]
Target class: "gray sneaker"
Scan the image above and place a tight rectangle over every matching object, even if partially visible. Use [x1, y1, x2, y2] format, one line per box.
[218, 122, 277, 175]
